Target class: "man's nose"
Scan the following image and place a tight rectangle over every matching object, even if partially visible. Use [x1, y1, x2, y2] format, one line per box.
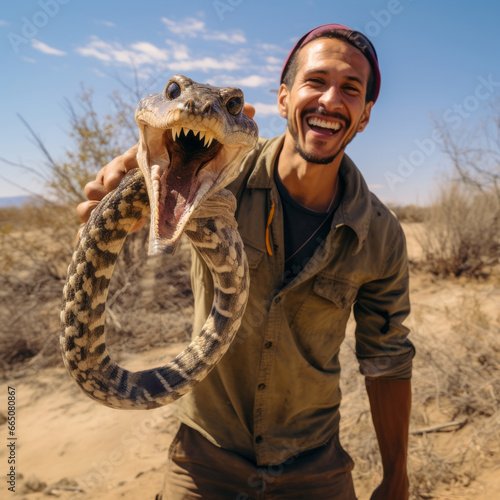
[318, 85, 343, 111]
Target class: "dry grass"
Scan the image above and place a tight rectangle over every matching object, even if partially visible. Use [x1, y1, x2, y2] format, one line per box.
[415, 182, 500, 278]
[0, 203, 193, 379]
[388, 204, 430, 223]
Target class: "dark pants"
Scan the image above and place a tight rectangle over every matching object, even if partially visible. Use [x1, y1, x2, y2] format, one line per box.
[159, 424, 357, 500]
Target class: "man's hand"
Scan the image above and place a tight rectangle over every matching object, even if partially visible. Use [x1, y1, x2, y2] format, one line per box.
[370, 476, 409, 500]
[76, 103, 256, 229]
[76, 143, 142, 228]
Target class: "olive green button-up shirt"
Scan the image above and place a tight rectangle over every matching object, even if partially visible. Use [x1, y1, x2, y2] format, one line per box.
[177, 135, 415, 466]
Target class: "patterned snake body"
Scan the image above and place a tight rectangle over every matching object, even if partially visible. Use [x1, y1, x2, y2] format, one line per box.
[60, 75, 258, 409]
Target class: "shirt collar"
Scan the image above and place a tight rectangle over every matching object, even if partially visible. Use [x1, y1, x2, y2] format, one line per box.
[247, 134, 373, 254]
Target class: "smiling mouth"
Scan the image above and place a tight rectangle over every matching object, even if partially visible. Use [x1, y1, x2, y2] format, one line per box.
[306, 116, 342, 135]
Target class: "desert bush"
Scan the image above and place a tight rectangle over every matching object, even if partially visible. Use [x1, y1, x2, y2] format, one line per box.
[416, 181, 500, 277]
[0, 202, 193, 378]
[387, 203, 429, 223]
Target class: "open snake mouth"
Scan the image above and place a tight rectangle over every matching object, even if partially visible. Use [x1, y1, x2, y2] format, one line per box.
[142, 124, 225, 254]
[166, 126, 222, 171]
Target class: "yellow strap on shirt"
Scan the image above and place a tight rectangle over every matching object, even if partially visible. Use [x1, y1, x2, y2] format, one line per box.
[265, 199, 275, 256]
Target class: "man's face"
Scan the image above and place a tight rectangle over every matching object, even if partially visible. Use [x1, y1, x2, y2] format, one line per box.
[278, 37, 374, 165]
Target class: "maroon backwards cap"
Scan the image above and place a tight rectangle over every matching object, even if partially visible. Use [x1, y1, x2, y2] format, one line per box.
[280, 23, 381, 103]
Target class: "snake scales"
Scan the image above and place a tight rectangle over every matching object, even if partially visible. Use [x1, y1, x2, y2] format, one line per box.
[60, 75, 258, 409]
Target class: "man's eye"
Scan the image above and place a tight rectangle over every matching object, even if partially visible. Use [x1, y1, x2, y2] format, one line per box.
[344, 85, 360, 94]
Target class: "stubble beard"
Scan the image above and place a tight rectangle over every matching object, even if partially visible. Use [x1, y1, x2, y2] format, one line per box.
[287, 113, 356, 165]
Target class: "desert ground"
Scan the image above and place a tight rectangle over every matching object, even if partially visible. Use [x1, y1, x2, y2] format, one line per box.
[1, 222, 499, 499]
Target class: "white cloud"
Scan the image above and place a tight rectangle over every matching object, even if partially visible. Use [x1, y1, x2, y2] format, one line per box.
[165, 40, 190, 60]
[162, 15, 246, 44]
[0, 20, 8, 26]
[22, 56, 36, 63]
[31, 39, 66, 56]
[213, 74, 275, 88]
[204, 31, 246, 44]
[131, 42, 169, 61]
[266, 56, 282, 64]
[369, 184, 384, 190]
[253, 103, 279, 116]
[76, 36, 169, 66]
[91, 68, 107, 78]
[162, 16, 205, 37]
[167, 56, 242, 73]
[76, 38, 112, 61]
[95, 20, 115, 27]
[256, 43, 287, 53]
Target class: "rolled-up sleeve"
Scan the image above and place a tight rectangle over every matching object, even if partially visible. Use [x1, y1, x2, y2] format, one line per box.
[353, 223, 415, 380]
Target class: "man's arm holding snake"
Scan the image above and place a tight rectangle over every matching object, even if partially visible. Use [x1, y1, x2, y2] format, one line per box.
[77, 104, 256, 226]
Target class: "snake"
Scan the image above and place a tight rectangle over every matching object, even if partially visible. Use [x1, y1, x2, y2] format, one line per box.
[60, 75, 258, 410]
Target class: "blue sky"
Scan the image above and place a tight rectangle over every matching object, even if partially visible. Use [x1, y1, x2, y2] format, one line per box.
[1, 0, 499, 205]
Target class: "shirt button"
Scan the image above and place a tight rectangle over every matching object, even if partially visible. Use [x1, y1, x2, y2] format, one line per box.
[255, 435, 263, 444]
[274, 296, 281, 304]
[258, 383, 266, 390]
[264, 342, 273, 349]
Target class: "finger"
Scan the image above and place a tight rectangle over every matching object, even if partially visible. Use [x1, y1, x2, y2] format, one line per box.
[84, 180, 108, 202]
[243, 103, 256, 119]
[122, 143, 140, 170]
[76, 199, 100, 224]
[102, 144, 140, 191]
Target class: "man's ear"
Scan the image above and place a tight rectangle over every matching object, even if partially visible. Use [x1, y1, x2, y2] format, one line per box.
[277, 83, 290, 119]
[357, 100, 374, 133]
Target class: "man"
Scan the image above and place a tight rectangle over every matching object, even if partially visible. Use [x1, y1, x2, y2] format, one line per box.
[78, 24, 415, 500]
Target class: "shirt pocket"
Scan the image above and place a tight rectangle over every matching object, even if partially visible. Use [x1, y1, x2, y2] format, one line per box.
[313, 275, 358, 309]
[290, 276, 359, 369]
[242, 241, 265, 272]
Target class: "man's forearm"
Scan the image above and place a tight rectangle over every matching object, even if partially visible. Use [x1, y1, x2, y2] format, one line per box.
[366, 377, 411, 498]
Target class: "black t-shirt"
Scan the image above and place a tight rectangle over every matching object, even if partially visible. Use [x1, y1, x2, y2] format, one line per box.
[274, 168, 341, 284]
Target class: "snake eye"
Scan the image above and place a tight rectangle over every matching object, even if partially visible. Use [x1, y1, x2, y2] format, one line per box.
[166, 81, 181, 100]
[226, 96, 243, 116]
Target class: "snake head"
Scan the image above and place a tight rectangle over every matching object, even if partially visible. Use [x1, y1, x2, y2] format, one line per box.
[135, 74, 258, 255]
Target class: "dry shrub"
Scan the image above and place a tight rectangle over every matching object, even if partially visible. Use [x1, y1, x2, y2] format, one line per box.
[0, 203, 76, 375]
[417, 182, 500, 277]
[387, 204, 429, 223]
[0, 202, 193, 380]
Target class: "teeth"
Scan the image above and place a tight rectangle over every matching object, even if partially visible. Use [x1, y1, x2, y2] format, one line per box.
[307, 117, 341, 131]
[171, 126, 181, 141]
[169, 126, 215, 147]
[204, 133, 214, 147]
